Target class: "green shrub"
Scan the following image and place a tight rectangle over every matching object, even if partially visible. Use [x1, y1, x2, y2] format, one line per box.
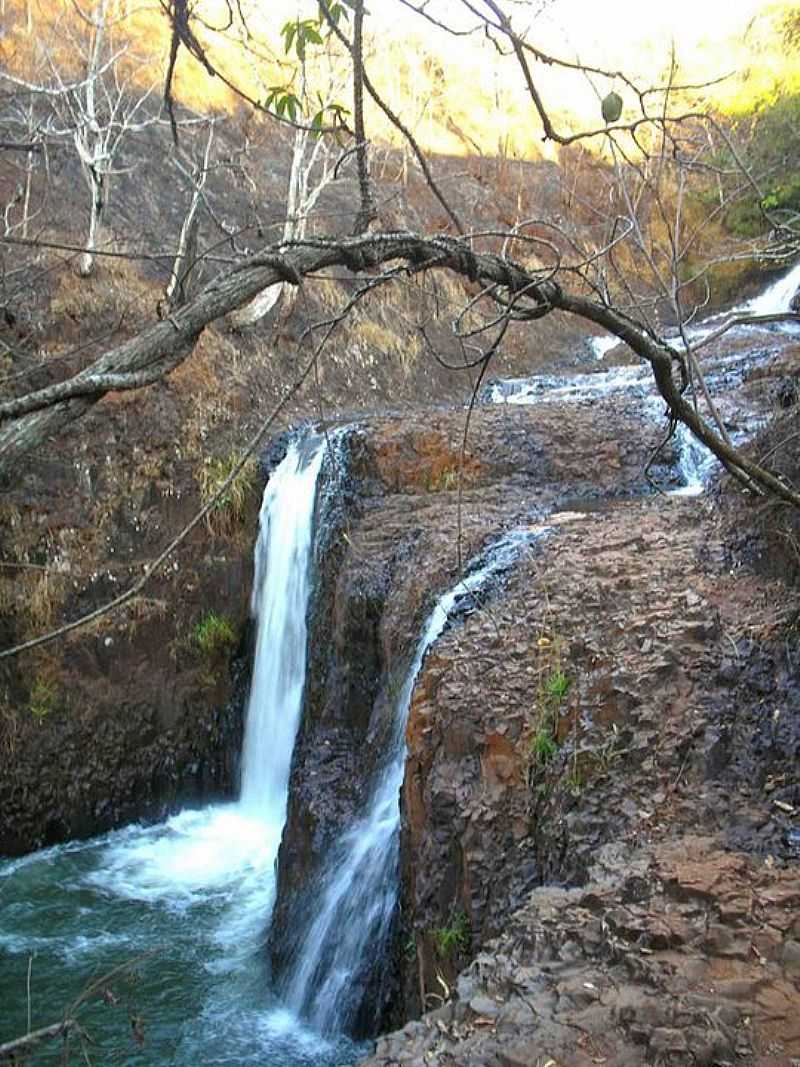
[28, 677, 57, 720]
[193, 611, 237, 656]
[544, 669, 571, 702]
[433, 912, 471, 958]
[530, 728, 558, 765]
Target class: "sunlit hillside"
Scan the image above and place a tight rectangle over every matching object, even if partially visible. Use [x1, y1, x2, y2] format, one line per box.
[2, 0, 797, 163]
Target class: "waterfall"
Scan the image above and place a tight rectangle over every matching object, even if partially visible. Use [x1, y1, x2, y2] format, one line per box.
[569, 259, 800, 362]
[744, 259, 800, 317]
[81, 432, 331, 943]
[0, 429, 375, 1067]
[282, 529, 544, 1036]
[240, 434, 327, 821]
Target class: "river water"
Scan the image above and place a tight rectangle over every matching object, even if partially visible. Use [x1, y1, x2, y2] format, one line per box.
[1, 262, 798, 1064]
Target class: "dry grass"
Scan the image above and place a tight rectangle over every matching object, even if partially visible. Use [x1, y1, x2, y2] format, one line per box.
[25, 569, 66, 633]
[198, 451, 258, 538]
[0, 565, 68, 640]
[352, 318, 422, 375]
[49, 256, 153, 325]
[0, 701, 20, 758]
[172, 330, 239, 457]
[312, 276, 349, 315]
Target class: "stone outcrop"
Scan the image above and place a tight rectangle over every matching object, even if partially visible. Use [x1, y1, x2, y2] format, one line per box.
[268, 398, 690, 1033]
[365, 835, 800, 1067]
[354, 328, 800, 1065]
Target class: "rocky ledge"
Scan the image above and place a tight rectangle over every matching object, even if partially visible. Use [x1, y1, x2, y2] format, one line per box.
[357, 338, 800, 1066]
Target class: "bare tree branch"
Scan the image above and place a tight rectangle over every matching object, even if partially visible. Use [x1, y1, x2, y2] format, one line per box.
[2, 231, 798, 513]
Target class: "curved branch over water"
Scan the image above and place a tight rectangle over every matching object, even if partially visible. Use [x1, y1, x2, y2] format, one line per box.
[2, 230, 798, 509]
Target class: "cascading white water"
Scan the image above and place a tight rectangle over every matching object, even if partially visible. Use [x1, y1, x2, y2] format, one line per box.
[3, 262, 799, 1064]
[744, 259, 800, 317]
[489, 260, 800, 493]
[282, 529, 545, 1036]
[88, 434, 328, 929]
[583, 259, 800, 356]
[240, 436, 327, 821]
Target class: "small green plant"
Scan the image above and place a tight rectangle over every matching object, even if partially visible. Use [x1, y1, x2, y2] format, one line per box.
[193, 611, 237, 656]
[530, 728, 558, 765]
[28, 677, 57, 720]
[592, 723, 629, 773]
[433, 912, 471, 958]
[199, 453, 257, 536]
[545, 668, 571, 702]
[566, 767, 584, 796]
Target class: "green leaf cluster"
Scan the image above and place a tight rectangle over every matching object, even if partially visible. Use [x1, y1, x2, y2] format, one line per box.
[266, 6, 353, 127]
[193, 611, 237, 657]
[433, 912, 471, 958]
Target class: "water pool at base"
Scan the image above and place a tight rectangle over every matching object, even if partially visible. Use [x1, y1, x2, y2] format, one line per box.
[0, 805, 365, 1064]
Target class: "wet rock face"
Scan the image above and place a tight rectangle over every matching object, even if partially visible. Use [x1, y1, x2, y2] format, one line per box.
[0, 658, 246, 854]
[363, 489, 800, 1066]
[268, 400, 678, 1034]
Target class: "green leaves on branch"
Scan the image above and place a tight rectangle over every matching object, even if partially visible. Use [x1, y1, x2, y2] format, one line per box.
[264, 86, 303, 122]
[269, 7, 353, 129]
[281, 18, 324, 61]
[310, 101, 350, 133]
[280, 3, 352, 61]
[263, 87, 350, 131]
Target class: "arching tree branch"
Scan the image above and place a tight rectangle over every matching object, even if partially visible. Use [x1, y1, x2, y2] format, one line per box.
[2, 230, 798, 511]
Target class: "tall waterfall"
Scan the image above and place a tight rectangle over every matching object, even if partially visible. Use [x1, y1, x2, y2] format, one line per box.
[240, 435, 327, 820]
[282, 529, 543, 1036]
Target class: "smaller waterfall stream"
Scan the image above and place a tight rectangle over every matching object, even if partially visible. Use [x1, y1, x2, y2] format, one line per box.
[282, 529, 546, 1036]
[490, 259, 800, 494]
[744, 261, 800, 317]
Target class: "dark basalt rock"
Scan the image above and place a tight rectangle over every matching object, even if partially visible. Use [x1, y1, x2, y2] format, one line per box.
[266, 399, 684, 1036]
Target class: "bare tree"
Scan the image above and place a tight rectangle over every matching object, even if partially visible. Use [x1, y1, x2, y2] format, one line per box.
[164, 119, 216, 309]
[0, 0, 162, 276]
[229, 27, 347, 326]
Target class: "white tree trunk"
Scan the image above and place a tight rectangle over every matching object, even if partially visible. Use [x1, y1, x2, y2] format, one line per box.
[229, 281, 285, 325]
[77, 0, 106, 278]
[230, 124, 330, 327]
[78, 167, 103, 276]
[166, 124, 215, 307]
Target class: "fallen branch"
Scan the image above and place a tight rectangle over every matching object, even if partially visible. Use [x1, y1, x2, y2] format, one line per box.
[1, 231, 797, 517]
[0, 1019, 79, 1060]
[688, 311, 800, 351]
